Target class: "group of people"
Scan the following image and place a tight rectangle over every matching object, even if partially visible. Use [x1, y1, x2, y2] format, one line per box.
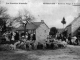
[2, 31, 19, 44]
[1, 30, 79, 50]
[56, 33, 78, 45]
[67, 34, 78, 45]
[1, 31, 36, 45]
[21, 32, 36, 41]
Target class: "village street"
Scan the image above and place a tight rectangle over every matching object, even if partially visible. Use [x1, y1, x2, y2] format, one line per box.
[0, 45, 80, 60]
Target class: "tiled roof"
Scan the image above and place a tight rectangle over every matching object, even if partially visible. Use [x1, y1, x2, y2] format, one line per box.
[15, 22, 42, 30]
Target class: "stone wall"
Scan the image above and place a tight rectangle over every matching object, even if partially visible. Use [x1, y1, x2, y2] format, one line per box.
[72, 17, 80, 36]
[36, 23, 50, 41]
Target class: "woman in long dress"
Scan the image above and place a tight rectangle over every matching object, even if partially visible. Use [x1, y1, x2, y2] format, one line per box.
[11, 32, 16, 44]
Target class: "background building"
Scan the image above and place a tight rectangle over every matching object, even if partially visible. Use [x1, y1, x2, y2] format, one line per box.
[65, 16, 80, 36]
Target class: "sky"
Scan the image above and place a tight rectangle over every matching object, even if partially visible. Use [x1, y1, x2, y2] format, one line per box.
[0, 0, 79, 28]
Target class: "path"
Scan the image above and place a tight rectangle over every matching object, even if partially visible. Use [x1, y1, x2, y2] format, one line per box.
[0, 45, 80, 60]
[29, 45, 80, 60]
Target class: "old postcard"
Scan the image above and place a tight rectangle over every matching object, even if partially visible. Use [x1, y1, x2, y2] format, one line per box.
[0, 0, 80, 60]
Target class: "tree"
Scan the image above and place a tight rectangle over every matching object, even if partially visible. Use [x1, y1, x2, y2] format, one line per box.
[0, 6, 10, 34]
[12, 9, 35, 34]
[49, 27, 58, 38]
[61, 17, 66, 28]
[13, 9, 35, 24]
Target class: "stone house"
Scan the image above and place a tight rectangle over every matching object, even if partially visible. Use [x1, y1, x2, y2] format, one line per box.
[65, 15, 80, 37]
[13, 20, 50, 41]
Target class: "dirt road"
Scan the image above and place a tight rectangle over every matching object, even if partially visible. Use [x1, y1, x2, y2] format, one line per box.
[0, 45, 80, 60]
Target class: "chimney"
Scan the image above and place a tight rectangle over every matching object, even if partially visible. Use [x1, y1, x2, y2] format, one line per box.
[41, 20, 44, 23]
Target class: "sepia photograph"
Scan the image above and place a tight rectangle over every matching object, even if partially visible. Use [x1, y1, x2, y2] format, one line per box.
[0, 0, 80, 60]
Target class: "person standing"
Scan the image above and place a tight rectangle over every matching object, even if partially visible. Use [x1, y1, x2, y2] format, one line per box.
[28, 33, 30, 40]
[11, 31, 16, 44]
[32, 33, 36, 41]
[68, 34, 72, 45]
[25, 32, 28, 40]
[15, 31, 19, 42]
